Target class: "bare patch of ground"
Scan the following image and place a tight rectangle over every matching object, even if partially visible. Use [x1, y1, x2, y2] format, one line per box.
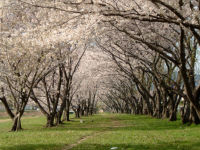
[63, 131, 107, 150]
[0, 111, 42, 123]
[63, 115, 130, 150]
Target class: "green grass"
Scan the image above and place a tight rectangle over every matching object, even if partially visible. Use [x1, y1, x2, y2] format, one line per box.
[0, 114, 200, 150]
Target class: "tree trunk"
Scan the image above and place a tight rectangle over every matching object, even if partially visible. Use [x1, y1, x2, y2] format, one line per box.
[56, 99, 66, 125]
[89, 107, 93, 115]
[56, 113, 63, 125]
[10, 100, 27, 132]
[153, 95, 162, 119]
[162, 100, 170, 119]
[77, 110, 80, 118]
[0, 97, 15, 119]
[168, 101, 177, 121]
[189, 104, 200, 124]
[46, 114, 54, 127]
[66, 110, 70, 121]
[66, 101, 70, 121]
[11, 114, 22, 131]
[81, 108, 84, 116]
[180, 100, 190, 124]
[169, 109, 177, 121]
[62, 108, 67, 121]
[162, 108, 170, 119]
[74, 110, 78, 118]
[86, 107, 89, 116]
[74, 105, 80, 118]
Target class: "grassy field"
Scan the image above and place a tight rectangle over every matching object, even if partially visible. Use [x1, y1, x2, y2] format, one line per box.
[0, 114, 199, 150]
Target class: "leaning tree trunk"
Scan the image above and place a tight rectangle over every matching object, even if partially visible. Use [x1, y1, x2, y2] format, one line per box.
[0, 96, 24, 131]
[183, 90, 200, 123]
[189, 104, 200, 124]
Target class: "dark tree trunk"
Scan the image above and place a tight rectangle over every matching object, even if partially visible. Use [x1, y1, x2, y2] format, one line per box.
[162, 97, 170, 119]
[86, 107, 89, 116]
[46, 114, 55, 127]
[75, 110, 80, 118]
[140, 94, 153, 116]
[181, 100, 190, 124]
[0, 97, 15, 119]
[66, 110, 70, 121]
[130, 103, 136, 114]
[89, 107, 93, 115]
[168, 92, 181, 121]
[162, 108, 170, 119]
[168, 100, 177, 121]
[116, 109, 119, 113]
[189, 104, 200, 124]
[153, 95, 162, 119]
[142, 99, 150, 115]
[77, 109, 80, 118]
[56, 113, 63, 125]
[139, 99, 143, 114]
[74, 105, 80, 118]
[81, 108, 85, 116]
[169, 109, 177, 121]
[66, 101, 70, 121]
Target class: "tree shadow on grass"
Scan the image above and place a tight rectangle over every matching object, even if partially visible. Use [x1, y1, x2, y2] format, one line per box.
[0, 144, 61, 150]
[70, 141, 200, 150]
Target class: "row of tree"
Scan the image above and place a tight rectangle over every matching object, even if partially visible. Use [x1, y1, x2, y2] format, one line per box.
[0, 41, 98, 131]
[98, 0, 200, 124]
[0, 0, 200, 131]
[0, 0, 99, 131]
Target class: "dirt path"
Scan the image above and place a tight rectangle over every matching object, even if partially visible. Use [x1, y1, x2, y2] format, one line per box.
[62, 115, 126, 150]
[63, 131, 107, 150]
[0, 118, 11, 123]
[0, 116, 39, 123]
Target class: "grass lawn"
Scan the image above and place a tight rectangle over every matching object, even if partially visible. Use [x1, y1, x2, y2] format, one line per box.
[0, 114, 200, 150]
